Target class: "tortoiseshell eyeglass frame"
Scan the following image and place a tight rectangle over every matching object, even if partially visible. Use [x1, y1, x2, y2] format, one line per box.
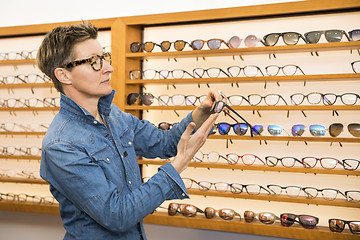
[62, 52, 111, 71]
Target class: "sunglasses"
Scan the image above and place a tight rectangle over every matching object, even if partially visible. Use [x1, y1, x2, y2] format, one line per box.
[214, 122, 249, 136]
[204, 207, 241, 220]
[329, 219, 360, 234]
[167, 203, 204, 217]
[349, 29, 360, 41]
[280, 213, 319, 229]
[157, 122, 177, 130]
[304, 29, 350, 43]
[159, 40, 192, 52]
[263, 32, 306, 46]
[228, 35, 263, 48]
[191, 38, 229, 50]
[130, 41, 161, 53]
[244, 210, 280, 224]
[352, 60, 360, 73]
[127, 93, 155, 106]
[329, 123, 360, 137]
[210, 100, 256, 137]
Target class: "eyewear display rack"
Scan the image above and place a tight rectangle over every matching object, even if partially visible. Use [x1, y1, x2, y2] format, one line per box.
[0, 1, 359, 240]
[111, 1, 360, 240]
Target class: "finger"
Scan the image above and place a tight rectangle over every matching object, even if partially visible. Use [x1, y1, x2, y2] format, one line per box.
[183, 122, 196, 138]
[198, 113, 218, 134]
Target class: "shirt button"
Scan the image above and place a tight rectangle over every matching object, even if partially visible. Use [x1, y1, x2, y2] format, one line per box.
[93, 121, 98, 124]
[129, 180, 132, 184]
[182, 193, 185, 197]
[106, 158, 110, 162]
[128, 141, 132, 145]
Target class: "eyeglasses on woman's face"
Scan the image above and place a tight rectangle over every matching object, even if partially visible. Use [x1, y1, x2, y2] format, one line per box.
[62, 52, 111, 71]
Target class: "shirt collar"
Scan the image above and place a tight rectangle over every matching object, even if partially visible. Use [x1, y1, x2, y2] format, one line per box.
[60, 90, 116, 118]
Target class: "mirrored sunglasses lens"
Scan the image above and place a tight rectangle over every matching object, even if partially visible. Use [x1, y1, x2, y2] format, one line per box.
[268, 125, 282, 136]
[348, 123, 360, 137]
[191, 40, 204, 50]
[182, 205, 197, 217]
[219, 209, 235, 220]
[325, 30, 343, 42]
[292, 124, 305, 136]
[208, 39, 222, 49]
[252, 125, 263, 135]
[204, 207, 216, 219]
[244, 210, 255, 223]
[228, 36, 241, 48]
[299, 215, 318, 229]
[218, 123, 230, 135]
[329, 123, 343, 137]
[168, 203, 178, 216]
[329, 219, 345, 232]
[233, 123, 248, 135]
[349, 221, 360, 234]
[309, 124, 326, 137]
[281, 214, 295, 227]
[259, 212, 275, 224]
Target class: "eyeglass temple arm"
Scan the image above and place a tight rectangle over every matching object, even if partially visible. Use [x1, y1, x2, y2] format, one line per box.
[224, 103, 256, 137]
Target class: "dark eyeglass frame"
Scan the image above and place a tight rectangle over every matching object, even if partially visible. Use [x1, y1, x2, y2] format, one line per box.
[267, 184, 304, 198]
[343, 159, 360, 171]
[192, 151, 227, 163]
[230, 183, 271, 195]
[304, 29, 351, 43]
[302, 187, 347, 200]
[322, 93, 360, 105]
[345, 190, 360, 202]
[247, 94, 288, 106]
[329, 218, 360, 234]
[227, 65, 265, 77]
[263, 32, 306, 46]
[301, 156, 344, 169]
[280, 213, 319, 229]
[265, 156, 303, 168]
[62, 52, 111, 71]
[193, 67, 230, 78]
[197, 181, 230, 192]
[351, 60, 360, 73]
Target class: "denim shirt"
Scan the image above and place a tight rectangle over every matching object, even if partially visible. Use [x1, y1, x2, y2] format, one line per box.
[40, 90, 190, 239]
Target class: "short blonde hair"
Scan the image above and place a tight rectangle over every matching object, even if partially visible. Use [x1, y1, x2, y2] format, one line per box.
[36, 22, 98, 93]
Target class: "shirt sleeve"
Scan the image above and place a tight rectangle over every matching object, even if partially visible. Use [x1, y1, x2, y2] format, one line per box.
[42, 142, 189, 233]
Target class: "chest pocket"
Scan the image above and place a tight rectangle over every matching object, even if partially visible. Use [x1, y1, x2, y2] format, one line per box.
[90, 146, 114, 164]
[119, 128, 134, 148]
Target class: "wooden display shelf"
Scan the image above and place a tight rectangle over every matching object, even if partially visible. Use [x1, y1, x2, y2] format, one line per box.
[144, 211, 357, 240]
[208, 135, 360, 143]
[146, 211, 358, 240]
[0, 107, 59, 112]
[0, 177, 46, 184]
[0, 131, 46, 136]
[125, 42, 360, 60]
[186, 189, 360, 208]
[138, 159, 360, 176]
[0, 201, 59, 215]
[0, 83, 53, 89]
[126, 73, 360, 85]
[0, 59, 36, 65]
[0, 155, 41, 160]
[124, 105, 360, 111]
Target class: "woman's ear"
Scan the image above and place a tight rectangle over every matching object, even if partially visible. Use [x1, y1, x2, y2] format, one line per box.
[54, 68, 72, 85]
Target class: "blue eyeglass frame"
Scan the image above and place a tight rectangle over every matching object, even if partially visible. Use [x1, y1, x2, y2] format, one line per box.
[211, 100, 257, 137]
